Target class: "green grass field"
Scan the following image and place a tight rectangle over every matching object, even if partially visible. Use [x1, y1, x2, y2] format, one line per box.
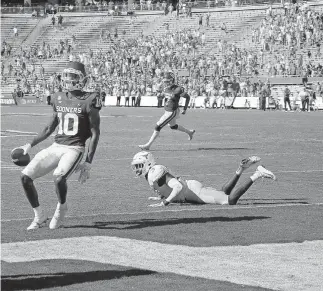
[1, 106, 323, 291]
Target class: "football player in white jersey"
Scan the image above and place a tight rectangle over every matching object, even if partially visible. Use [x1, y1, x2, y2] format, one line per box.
[131, 152, 276, 207]
[12, 62, 101, 230]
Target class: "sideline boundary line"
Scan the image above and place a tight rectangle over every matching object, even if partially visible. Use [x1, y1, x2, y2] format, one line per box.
[2, 202, 323, 222]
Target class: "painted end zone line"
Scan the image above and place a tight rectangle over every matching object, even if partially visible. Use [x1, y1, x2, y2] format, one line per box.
[1, 202, 323, 222]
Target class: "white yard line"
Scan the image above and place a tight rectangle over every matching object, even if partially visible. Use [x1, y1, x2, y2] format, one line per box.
[1, 167, 323, 180]
[0, 129, 38, 138]
[3, 129, 37, 134]
[1, 113, 49, 116]
[2, 237, 323, 291]
[1, 202, 323, 222]
[4, 130, 38, 134]
[1, 134, 38, 138]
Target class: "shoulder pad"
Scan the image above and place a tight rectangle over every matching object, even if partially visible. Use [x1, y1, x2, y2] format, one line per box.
[148, 165, 168, 185]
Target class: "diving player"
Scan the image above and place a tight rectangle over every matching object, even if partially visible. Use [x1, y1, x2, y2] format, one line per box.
[139, 72, 195, 150]
[131, 152, 276, 207]
[12, 62, 102, 230]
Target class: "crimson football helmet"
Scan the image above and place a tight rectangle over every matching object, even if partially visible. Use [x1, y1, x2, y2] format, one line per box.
[62, 61, 87, 91]
[163, 71, 175, 88]
[131, 151, 156, 177]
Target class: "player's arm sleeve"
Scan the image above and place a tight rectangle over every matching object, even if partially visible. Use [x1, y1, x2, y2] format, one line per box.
[164, 173, 183, 204]
[30, 111, 59, 148]
[85, 99, 101, 164]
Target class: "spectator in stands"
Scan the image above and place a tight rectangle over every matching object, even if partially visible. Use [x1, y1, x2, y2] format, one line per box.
[12, 89, 18, 105]
[315, 82, 322, 98]
[1, 61, 4, 76]
[156, 0, 161, 10]
[205, 12, 210, 27]
[302, 71, 308, 86]
[135, 89, 141, 107]
[230, 77, 240, 107]
[51, 15, 55, 27]
[45, 86, 51, 105]
[13, 26, 18, 37]
[101, 91, 106, 106]
[201, 32, 206, 46]
[168, 3, 174, 16]
[124, 82, 130, 106]
[140, 0, 145, 10]
[58, 15, 63, 27]
[162, 1, 167, 15]
[198, 14, 202, 26]
[220, 22, 227, 34]
[32, 9, 37, 17]
[283, 85, 292, 112]
[189, 88, 197, 109]
[259, 84, 267, 111]
[147, 0, 152, 10]
[39, 64, 45, 79]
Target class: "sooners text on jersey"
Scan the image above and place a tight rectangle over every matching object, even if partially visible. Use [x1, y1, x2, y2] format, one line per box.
[163, 85, 185, 112]
[51, 91, 102, 147]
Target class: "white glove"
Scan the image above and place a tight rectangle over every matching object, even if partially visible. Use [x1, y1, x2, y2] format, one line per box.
[12, 143, 31, 155]
[75, 162, 91, 184]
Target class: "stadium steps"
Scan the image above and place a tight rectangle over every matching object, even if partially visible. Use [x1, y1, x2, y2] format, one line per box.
[1, 17, 40, 52]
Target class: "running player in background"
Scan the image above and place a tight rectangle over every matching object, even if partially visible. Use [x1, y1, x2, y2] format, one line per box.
[12, 62, 102, 230]
[139, 72, 195, 150]
[131, 152, 276, 207]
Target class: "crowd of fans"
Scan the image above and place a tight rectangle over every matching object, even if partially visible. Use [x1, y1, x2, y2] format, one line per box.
[1, 1, 322, 108]
[1, 0, 260, 15]
[253, 2, 323, 77]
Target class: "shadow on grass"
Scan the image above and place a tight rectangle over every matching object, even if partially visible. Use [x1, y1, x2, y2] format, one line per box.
[241, 198, 309, 205]
[1, 268, 156, 291]
[197, 147, 252, 151]
[65, 216, 270, 230]
[153, 147, 252, 152]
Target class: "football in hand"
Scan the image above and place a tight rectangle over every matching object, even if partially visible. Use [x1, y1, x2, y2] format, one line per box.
[11, 148, 30, 166]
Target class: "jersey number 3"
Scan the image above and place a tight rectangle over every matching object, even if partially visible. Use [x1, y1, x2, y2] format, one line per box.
[57, 112, 79, 135]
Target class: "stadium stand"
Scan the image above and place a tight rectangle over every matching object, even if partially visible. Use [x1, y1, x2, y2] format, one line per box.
[1, 1, 322, 109]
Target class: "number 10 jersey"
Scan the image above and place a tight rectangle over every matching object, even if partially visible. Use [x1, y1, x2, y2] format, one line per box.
[51, 91, 102, 147]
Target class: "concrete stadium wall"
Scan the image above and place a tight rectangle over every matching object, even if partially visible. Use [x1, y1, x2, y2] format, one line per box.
[104, 95, 323, 109]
